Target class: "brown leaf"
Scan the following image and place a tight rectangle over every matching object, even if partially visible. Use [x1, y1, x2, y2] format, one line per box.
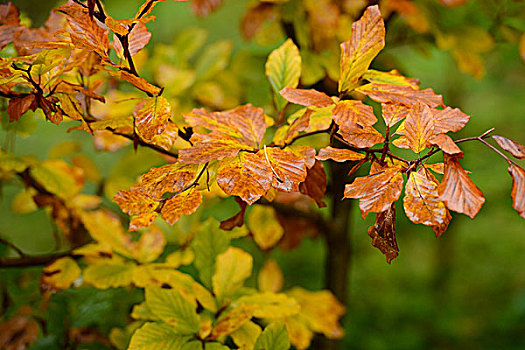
[280, 87, 334, 108]
[161, 187, 202, 225]
[316, 146, 366, 162]
[368, 204, 398, 263]
[263, 147, 308, 192]
[404, 102, 434, 153]
[191, 0, 224, 17]
[178, 132, 253, 164]
[217, 151, 272, 205]
[7, 94, 36, 122]
[403, 168, 451, 236]
[184, 104, 266, 147]
[425, 162, 444, 174]
[113, 189, 157, 216]
[241, 2, 275, 40]
[392, 135, 410, 149]
[381, 103, 410, 127]
[0, 2, 20, 25]
[344, 165, 404, 218]
[438, 154, 485, 218]
[220, 197, 248, 230]
[492, 135, 525, 159]
[129, 212, 158, 231]
[432, 107, 470, 134]
[273, 109, 312, 146]
[133, 96, 171, 141]
[332, 100, 377, 128]
[508, 164, 525, 219]
[299, 160, 327, 208]
[109, 70, 162, 96]
[429, 133, 462, 155]
[113, 22, 151, 57]
[356, 83, 444, 107]
[277, 214, 321, 250]
[338, 122, 384, 148]
[0, 308, 39, 350]
[339, 5, 385, 92]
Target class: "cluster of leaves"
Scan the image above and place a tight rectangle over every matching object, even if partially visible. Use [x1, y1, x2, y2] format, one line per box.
[0, 1, 524, 349]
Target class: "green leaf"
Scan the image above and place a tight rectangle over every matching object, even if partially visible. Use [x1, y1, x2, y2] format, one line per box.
[192, 220, 230, 289]
[231, 321, 262, 350]
[195, 40, 233, 81]
[254, 322, 290, 350]
[145, 286, 200, 335]
[265, 39, 301, 112]
[128, 323, 192, 350]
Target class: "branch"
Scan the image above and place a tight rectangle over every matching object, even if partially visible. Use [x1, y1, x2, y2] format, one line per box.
[0, 251, 73, 268]
[0, 237, 26, 257]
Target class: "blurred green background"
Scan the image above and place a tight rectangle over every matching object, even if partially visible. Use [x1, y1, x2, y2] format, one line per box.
[3, 0, 525, 349]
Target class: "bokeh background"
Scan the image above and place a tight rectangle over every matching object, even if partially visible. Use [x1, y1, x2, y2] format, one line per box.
[2, 0, 525, 349]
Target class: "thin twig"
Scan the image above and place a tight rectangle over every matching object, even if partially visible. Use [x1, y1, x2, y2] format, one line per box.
[0, 237, 26, 257]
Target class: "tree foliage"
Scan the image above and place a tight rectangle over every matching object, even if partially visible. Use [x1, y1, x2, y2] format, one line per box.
[0, 0, 524, 349]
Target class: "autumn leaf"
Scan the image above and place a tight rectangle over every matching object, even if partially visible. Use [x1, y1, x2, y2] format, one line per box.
[0, 308, 39, 350]
[344, 165, 404, 218]
[161, 187, 203, 225]
[316, 146, 366, 162]
[83, 261, 136, 289]
[266, 39, 301, 111]
[220, 197, 248, 230]
[492, 135, 525, 159]
[113, 22, 151, 58]
[134, 163, 198, 198]
[254, 323, 290, 350]
[356, 83, 444, 107]
[236, 292, 300, 319]
[339, 5, 385, 93]
[338, 122, 385, 148]
[438, 154, 485, 218]
[231, 321, 262, 350]
[133, 96, 171, 142]
[403, 168, 451, 236]
[40, 257, 81, 293]
[429, 133, 463, 155]
[7, 94, 36, 122]
[363, 69, 419, 88]
[135, 226, 166, 263]
[247, 205, 285, 250]
[368, 204, 398, 263]
[191, 0, 224, 17]
[109, 70, 162, 96]
[508, 164, 525, 219]
[279, 87, 334, 108]
[128, 323, 187, 350]
[212, 247, 253, 302]
[258, 258, 284, 293]
[113, 189, 157, 216]
[217, 151, 272, 205]
[273, 109, 312, 146]
[263, 146, 308, 192]
[332, 100, 377, 128]
[299, 160, 328, 208]
[179, 132, 253, 164]
[404, 102, 434, 153]
[210, 304, 255, 339]
[381, 103, 410, 127]
[432, 107, 470, 134]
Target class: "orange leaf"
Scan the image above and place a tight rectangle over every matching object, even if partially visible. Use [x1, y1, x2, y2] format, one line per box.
[210, 304, 254, 339]
[492, 135, 525, 159]
[339, 5, 385, 92]
[191, 0, 223, 17]
[113, 22, 151, 57]
[404, 102, 434, 153]
[438, 154, 485, 218]
[161, 187, 202, 225]
[109, 70, 162, 96]
[429, 133, 462, 155]
[217, 152, 272, 205]
[7, 94, 36, 122]
[381, 102, 409, 127]
[241, 2, 275, 40]
[392, 135, 410, 149]
[178, 132, 253, 164]
[263, 147, 308, 192]
[432, 107, 470, 134]
[279, 87, 334, 108]
[273, 109, 312, 146]
[299, 160, 327, 208]
[344, 165, 404, 218]
[184, 104, 266, 147]
[425, 162, 444, 174]
[356, 83, 443, 107]
[316, 146, 366, 162]
[113, 189, 157, 216]
[136, 163, 198, 198]
[333, 100, 377, 128]
[403, 168, 451, 235]
[338, 123, 384, 148]
[133, 96, 171, 141]
[129, 212, 158, 231]
[368, 204, 398, 263]
[508, 164, 525, 219]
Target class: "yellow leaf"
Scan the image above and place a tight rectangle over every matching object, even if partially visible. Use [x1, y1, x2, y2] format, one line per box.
[165, 248, 195, 268]
[135, 226, 166, 263]
[41, 257, 81, 292]
[339, 5, 385, 93]
[285, 315, 313, 350]
[133, 96, 171, 142]
[230, 321, 262, 350]
[128, 322, 187, 350]
[247, 205, 284, 250]
[30, 160, 84, 200]
[192, 282, 217, 313]
[212, 247, 253, 302]
[236, 292, 300, 319]
[210, 304, 256, 339]
[83, 262, 136, 289]
[11, 188, 37, 214]
[266, 39, 301, 111]
[258, 259, 284, 293]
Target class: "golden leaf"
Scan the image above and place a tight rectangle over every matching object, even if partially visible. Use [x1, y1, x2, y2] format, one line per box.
[404, 102, 434, 153]
[258, 258, 284, 293]
[212, 247, 253, 302]
[40, 257, 81, 293]
[247, 205, 285, 250]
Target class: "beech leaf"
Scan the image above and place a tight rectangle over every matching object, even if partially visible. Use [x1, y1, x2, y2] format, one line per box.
[299, 160, 328, 208]
[247, 205, 285, 250]
[332, 100, 377, 128]
[178, 132, 253, 164]
[338, 122, 385, 148]
[266, 39, 301, 111]
[356, 83, 444, 107]
[316, 146, 366, 162]
[492, 135, 525, 159]
[438, 154, 485, 218]
[429, 133, 463, 155]
[212, 247, 253, 302]
[263, 146, 308, 192]
[432, 107, 470, 134]
[254, 323, 290, 350]
[258, 258, 284, 293]
[160, 187, 203, 225]
[381, 103, 410, 127]
[508, 164, 525, 219]
[368, 204, 398, 263]
[40, 257, 81, 293]
[339, 5, 385, 93]
[133, 96, 171, 141]
[279, 87, 334, 108]
[404, 102, 434, 153]
[363, 69, 419, 88]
